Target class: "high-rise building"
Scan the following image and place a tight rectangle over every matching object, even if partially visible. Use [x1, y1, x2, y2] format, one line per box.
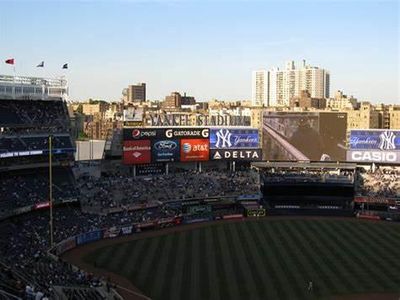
[327, 90, 358, 110]
[346, 102, 379, 130]
[251, 70, 268, 107]
[123, 83, 146, 104]
[163, 92, 182, 109]
[388, 105, 400, 129]
[256, 60, 330, 107]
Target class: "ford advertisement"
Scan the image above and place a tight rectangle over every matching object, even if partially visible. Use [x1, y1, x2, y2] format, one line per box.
[210, 128, 259, 149]
[152, 140, 180, 162]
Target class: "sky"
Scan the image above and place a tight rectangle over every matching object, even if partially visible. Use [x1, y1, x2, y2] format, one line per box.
[0, 0, 399, 103]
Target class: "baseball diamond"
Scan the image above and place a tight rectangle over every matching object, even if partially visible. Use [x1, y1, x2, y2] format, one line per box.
[77, 218, 400, 300]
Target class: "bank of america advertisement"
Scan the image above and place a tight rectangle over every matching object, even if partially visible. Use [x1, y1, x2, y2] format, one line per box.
[347, 130, 400, 163]
[210, 128, 259, 149]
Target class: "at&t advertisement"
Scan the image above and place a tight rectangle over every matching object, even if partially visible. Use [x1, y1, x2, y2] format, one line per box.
[180, 139, 209, 162]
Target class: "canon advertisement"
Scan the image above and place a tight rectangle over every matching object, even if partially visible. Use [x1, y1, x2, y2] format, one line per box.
[263, 111, 347, 161]
[346, 130, 400, 164]
[210, 149, 262, 161]
[210, 128, 259, 149]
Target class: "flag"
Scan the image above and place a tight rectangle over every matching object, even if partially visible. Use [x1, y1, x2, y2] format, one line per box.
[5, 58, 14, 65]
[62, 63, 68, 69]
[37, 61, 44, 67]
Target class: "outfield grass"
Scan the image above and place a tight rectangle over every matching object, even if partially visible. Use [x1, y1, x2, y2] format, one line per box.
[83, 219, 400, 300]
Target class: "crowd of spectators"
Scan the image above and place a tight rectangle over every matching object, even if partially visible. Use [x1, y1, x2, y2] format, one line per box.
[0, 164, 398, 299]
[0, 100, 68, 130]
[0, 168, 78, 217]
[357, 166, 400, 199]
[79, 169, 259, 212]
[0, 135, 73, 155]
[0, 204, 178, 299]
[0, 168, 259, 299]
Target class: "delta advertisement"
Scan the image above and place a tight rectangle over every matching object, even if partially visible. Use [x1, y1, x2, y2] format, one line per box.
[346, 130, 400, 164]
[263, 111, 347, 161]
[210, 149, 262, 161]
[209, 128, 259, 149]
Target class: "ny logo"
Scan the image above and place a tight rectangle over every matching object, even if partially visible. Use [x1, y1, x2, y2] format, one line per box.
[379, 131, 396, 150]
[215, 129, 232, 148]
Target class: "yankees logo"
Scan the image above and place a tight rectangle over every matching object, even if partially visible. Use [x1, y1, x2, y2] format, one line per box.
[215, 129, 232, 148]
[379, 131, 396, 151]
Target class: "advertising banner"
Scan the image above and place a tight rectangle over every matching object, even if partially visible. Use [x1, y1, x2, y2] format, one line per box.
[123, 128, 162, 141]
[349, 130, 400, 150]
[210, 128, 259, 149]
[210, 149, 262, 161]
[103, 227, 120, 239]
[123, 140, 151, 164]
[346, 150, 400, 164]
[34, 202, 50, 210]
[164, 128, 209, 139]
[180, 139, 209, 162]
[246, 208, 266, 217]
[76, 230, 102, 245]
[136, 163, 166, 175]
[121, 225, 133, 235]
[123, 128, 210, 141]
[152, 139, 180, 162]
[183, 217, 213, 224]
[55, 236, 77, 255]
[123, 107, 143, 122]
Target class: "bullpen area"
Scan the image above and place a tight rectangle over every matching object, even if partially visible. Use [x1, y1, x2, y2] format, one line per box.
[65, 218, 400, 300]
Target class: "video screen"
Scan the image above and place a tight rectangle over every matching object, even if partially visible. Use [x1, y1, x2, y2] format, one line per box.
[262, 111, 347, 161]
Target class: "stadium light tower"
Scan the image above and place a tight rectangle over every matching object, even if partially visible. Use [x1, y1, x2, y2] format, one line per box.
[49, 135, 54, 247]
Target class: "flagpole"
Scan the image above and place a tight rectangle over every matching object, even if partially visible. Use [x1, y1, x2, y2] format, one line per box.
[49, 135, 54, 248]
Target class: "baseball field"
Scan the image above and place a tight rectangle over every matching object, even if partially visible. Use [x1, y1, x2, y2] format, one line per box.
[80, 218, 400, 300]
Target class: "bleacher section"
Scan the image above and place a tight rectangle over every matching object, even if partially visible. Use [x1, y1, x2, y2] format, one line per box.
[0, 100, 68, 129]
[0, 167, 78, 217]
[0, 135, 73, 158]
[255, 162, 356, 216]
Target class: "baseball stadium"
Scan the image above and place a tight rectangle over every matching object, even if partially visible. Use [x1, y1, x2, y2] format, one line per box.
[0, 75, 400, 300]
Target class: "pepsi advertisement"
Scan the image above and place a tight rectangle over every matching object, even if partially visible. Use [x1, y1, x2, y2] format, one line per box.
[152, 140, 180, 162]
[349, 130, 400, 150]
[210, 128, 259, 149]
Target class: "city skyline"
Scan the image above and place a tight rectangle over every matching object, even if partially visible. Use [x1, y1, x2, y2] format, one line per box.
[0, 1, 399, 103]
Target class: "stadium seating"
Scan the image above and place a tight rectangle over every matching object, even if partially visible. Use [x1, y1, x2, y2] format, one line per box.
[0, 100, 68, 129]
[0, 167, 78, 216]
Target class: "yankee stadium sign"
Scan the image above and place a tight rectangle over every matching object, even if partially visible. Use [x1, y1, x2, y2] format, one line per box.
[210, 128, 259, 149]
[146, 113, 251, 127]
